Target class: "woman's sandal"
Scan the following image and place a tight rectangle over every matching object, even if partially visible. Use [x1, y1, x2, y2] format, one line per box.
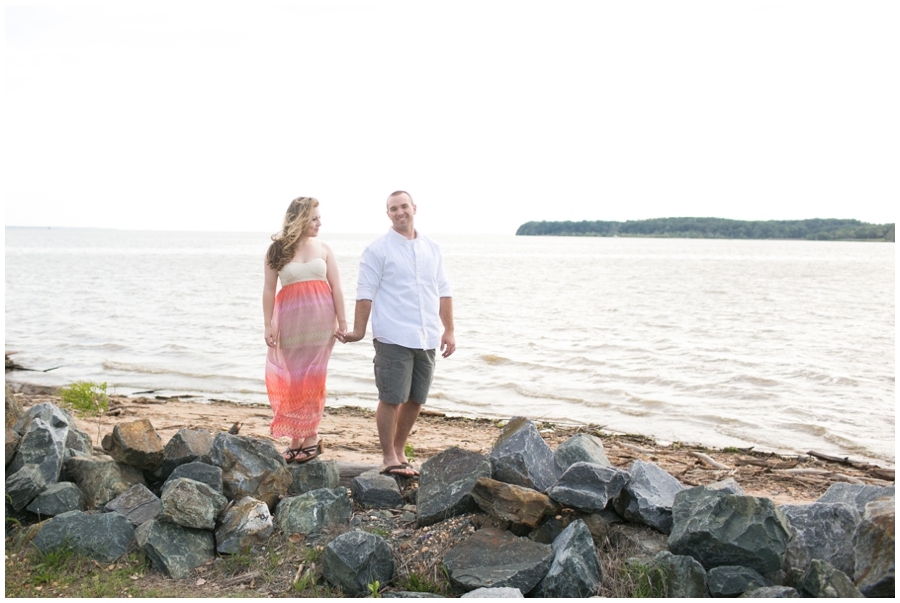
[294, 439, 324, 464]
[282, 447, 303, 463]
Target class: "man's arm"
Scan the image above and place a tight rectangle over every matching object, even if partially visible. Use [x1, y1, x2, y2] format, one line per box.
[439, 296, 455, 358]
[342, 299, 372, 343]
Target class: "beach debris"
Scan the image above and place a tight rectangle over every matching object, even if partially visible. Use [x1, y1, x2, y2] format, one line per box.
[321, 530, 395, 596]
[552, 432, 611, 472]
[534, 519, 602, 597]
[34, 510, 135, 563]
[689, 451, 731, 470]
[103, 483, 161, 526]
[135, 518, 216, 579]
[443, 527, 552, 594]
[417, 446, 492, 527]
[669, 486, 792, 573]
[708, 565, 774, 597]
[227, 422, 242, 434]
[287, 458, 340, 494]
[649, 551, 709, 598]
[852, 497, 895, 597]
[471, 476, 559, 530]
[613, 460, 684, 533]
[101, 419, 164, 472]
[274, 487, 352, 536]
[208, 432, 291, 510]
[214, 496, 274, 555]
[546, 462, 630, 514]
[489, 416, 560, 493]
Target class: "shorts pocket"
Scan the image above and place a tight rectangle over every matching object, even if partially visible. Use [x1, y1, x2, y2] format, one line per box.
[374, 355, 394, 399]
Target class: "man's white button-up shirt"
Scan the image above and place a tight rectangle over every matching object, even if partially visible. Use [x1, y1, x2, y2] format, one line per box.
[356, 228, 452, 351]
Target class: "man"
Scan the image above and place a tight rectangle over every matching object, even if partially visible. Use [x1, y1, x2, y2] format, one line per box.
[341, 191, 455, 478]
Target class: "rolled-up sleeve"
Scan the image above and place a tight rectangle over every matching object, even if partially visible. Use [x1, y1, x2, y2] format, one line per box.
[435, 249, 452, 298]
[356, 245, 382, 301]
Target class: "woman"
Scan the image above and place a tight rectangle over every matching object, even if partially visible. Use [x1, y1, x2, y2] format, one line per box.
[263, 197, 347, 463]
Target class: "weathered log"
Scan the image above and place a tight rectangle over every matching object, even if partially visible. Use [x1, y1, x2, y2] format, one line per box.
[620, 442, 655, 455]
[688, 451, 730, 470]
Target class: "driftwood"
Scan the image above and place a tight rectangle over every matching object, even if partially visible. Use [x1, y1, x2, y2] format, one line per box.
[220, 571, 261, 587]
[620, 442, 656, 455]
[688, 451, 730, 470]
[337, 462, 380, 488]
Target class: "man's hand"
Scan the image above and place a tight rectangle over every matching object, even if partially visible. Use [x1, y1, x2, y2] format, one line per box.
[440, 331, 456, 358]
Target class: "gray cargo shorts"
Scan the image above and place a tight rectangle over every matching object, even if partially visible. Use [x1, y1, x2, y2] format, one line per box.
[373, 339, 436, 405]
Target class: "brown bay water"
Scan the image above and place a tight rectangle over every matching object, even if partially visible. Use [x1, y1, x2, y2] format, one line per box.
[5, 228, 894, 464]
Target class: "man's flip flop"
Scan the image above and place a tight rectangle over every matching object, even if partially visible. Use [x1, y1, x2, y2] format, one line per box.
[380, 465, 416, 478]
[401, 462, 420, 476]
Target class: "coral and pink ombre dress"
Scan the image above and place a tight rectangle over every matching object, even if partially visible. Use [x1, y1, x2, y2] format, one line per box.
[266, 258, 336, 439]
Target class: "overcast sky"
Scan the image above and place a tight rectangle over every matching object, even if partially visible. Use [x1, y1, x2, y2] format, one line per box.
[5, 1, 897, 235]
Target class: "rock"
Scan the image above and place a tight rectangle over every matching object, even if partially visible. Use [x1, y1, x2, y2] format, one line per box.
[5, 427, 20, 466]
[707, 477, 746, 495]
[14, 403, 91, 457]
[33, 510, 135, 562]
[852, 497, 895, 597]
[471, 477, 558, 530]
[461, 587, 523, 597]
[159, 477, 228, 530]
[351, 469, 404, 508]
[209, 433, 291, 509]
[669, 486, 792, 573]
[101, 419, 164, 471]
[321, 530, 395, 595]
[103, 483, 161, 526]
[443, 527, 553, 594]
[287, 459, 340, 494]
[155, 428, 213, 481]
[739, 585, 800, 598]
[708, 565, 773, 597]
[537, 519, 602, 597]
[417, 447, 492, 527]
[818, 483, 895, 514]
[135, 519, 215, 579]
[553, 433, 611, 471]
[8, 411, 69, 487]
[275, 487, 352, 536]
[5, 464, 48, 511]
[383, 592, 447, 598]
[5, 383, 24, 428]
[612, 460, 683, 533]
[64, 456, 146, 509]
[27, 482, 87, 516]
[489, 417, 559, 492]
[215, 496, 274, 554]
[528, 515, 573, 544]
[163, 461, 223, 493]
[650, 551, 709, 598]
[799, 559, 864, 598]
[547, 462, 630, 513]
[780, 502, 859, 580]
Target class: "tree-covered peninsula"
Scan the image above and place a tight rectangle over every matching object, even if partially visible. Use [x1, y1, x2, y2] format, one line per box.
[515, 218, 894, 242]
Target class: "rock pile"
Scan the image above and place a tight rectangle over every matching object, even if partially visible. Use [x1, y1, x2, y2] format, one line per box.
[5, 388, 895, 598]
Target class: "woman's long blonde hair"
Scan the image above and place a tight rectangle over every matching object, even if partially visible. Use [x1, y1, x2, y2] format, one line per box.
[266, 197, 320, 271]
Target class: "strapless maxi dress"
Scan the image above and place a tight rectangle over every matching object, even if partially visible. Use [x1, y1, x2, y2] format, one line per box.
[265, 258, 336, 439]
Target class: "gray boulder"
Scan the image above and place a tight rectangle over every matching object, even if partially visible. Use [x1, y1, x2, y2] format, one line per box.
[650, 551, 709, 598]
[164, 461, 223, 493]
[818, 483, 894, 514]
[613, 460, 683, 533]
[461, 587, 523, 597]
[275, 487, 352, 536]
[209, 433, 291, 509]
[669, 486, 792, 573]
[780, 502, 859, 580]
[287, 459, 340, 494]
[6, 427, 20, 467]
[5, 464, 48, 511]
[553, 433, 611, 471]
[27, 482, 87, 516]
[800, 559, 864, 598]
[215, 496, 274, 554]
[64, 456, 146, 509]
[351, 469, 404, 508]
[489, 417, 559, 492]
[8, 411, 69, 487]
[13, 403, 91, 459]
[321, 530, 395, 595]
[852, 497, 895, 597]
[537, 519, 602, 597]
[5, 383, 24, 428]
[708, 565, 773, 597]
[443, 527, 552, 594]
[155, 428, 213, 480]
[417, 447, 492, 527]
[159, 477, 228, 530]
[101, 418, 164, 471]
[547, 462, 630, 513]
[135, 519, 215, 579]
[707, 477, 746, 495]
[739, 586, 799, 598]
[104, 483, 161, 526]
[33, 510, 134, 562]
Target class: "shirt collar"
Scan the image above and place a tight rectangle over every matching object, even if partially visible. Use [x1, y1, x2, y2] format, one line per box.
[387, 226, 418, 243]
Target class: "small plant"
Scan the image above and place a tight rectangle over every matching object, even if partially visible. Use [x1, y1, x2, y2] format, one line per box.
[401, 572, 446, 594]
[367, 580, 382, 598]
[404, 443, 416, 463]
[299, 545, 322, 564]
[364, 527, 390, 539]
[59, 381, 109, 443]
[623, 562, 667, 598]
[723, 446, 740, 454]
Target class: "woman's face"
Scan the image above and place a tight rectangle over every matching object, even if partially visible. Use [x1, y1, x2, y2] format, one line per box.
[304, 208, 322, 238]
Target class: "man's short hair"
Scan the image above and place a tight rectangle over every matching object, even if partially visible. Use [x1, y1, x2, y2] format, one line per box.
[388, 190, 413, 202]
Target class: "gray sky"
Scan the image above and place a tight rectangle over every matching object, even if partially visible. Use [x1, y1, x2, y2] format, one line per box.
[5, 1, 897, 235]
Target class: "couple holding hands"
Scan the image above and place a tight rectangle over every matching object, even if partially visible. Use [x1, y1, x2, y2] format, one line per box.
[262, 191, 454, 479]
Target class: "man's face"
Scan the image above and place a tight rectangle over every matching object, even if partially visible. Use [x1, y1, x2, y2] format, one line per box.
[386, 194, 416, 231]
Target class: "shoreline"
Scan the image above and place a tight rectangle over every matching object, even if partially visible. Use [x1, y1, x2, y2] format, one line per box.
[6, 379, 893, 506]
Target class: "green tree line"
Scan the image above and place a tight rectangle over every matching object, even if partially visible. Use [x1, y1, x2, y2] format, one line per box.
[515, 218, 894, 242]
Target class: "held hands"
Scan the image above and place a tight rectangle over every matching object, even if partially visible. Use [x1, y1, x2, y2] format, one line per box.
[265, 325, 277, 348]
[339, 329, 365, 344]
[441, 330, 456, 358]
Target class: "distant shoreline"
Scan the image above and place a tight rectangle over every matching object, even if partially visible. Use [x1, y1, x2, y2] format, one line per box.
[516, 217, 895, 242]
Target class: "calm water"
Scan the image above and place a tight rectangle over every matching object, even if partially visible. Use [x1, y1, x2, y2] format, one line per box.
[5, 228, 895, 464]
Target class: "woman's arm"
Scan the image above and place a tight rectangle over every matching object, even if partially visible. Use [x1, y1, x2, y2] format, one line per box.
[323, 242, 348, 334]
[263, 258, 278, 347]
